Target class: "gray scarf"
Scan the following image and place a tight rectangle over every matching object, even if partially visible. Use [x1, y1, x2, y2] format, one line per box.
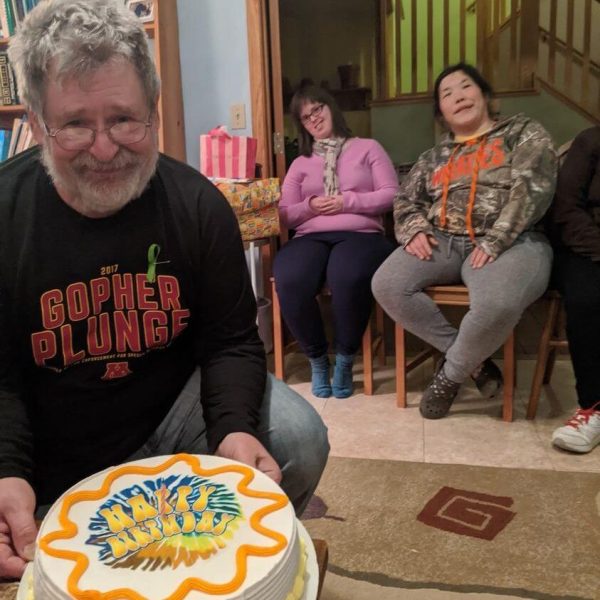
[312, 137, 347, 196]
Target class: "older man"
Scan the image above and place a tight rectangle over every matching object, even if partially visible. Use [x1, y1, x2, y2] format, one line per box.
[0, 0, 328, 579]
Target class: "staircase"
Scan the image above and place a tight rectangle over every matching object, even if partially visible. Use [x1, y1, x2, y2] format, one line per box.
[536, 0, 599, 123]
[375, 0, 599, 124]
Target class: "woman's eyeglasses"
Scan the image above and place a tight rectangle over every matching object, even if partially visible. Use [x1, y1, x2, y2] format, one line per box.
[300, 104, 325, 125]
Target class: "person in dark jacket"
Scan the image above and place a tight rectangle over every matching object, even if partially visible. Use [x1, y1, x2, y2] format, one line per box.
[549, 126, 600, 453]
[0, 0, 329, 579]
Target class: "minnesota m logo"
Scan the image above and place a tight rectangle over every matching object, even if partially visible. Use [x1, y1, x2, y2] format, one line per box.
[102, 362, 132, 380]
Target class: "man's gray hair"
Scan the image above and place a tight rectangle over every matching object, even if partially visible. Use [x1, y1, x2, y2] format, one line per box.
[7, 0, 160, 116]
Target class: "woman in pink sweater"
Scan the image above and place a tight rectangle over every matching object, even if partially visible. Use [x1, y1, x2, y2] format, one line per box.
[274, 86, 398, 398]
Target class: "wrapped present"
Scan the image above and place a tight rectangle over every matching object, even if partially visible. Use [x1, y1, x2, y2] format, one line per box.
[200, 125, 258, 179]
[237, 205, 280, 241]
[216, 178, 280, 241]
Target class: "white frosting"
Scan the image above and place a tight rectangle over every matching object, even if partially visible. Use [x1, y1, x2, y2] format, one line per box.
[33, 454, 304, 600]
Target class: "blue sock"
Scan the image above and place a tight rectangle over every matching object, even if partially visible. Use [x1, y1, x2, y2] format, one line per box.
[309, 354, 331, 398]
[332, 353, 354, 398]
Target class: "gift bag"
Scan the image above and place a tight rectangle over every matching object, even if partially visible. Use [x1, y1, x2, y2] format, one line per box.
[200, 126, 258, 179]
[216, 178, 280, 241]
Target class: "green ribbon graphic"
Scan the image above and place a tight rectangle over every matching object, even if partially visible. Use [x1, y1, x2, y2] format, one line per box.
[147, 243, 161, 283]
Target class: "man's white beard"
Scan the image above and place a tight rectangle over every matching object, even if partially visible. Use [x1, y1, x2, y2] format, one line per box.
[41, 143, 159, 217]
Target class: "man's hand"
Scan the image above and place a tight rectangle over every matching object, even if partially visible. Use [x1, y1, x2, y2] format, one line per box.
[215, 433, 282, 484]
[405, 232, 439, 260]
[469, 246, 495, 269]
[0, 477, 37, 579]
[309, 195, 343, 215]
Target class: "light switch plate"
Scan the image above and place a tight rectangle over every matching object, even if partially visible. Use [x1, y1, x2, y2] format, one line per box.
[230, 103, 246, 130]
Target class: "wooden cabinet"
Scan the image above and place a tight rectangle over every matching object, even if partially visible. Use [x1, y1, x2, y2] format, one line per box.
[0, 0, 186, 161]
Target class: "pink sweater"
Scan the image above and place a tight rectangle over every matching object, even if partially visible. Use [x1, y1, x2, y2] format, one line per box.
[279, 138, 399, 236]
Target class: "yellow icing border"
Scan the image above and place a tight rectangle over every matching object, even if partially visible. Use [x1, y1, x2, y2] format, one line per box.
[285, 539, 307, 600]
[39, 454, 290, 599]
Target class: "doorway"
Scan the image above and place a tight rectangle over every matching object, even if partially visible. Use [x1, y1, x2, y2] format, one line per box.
[246, 0, 379, 181]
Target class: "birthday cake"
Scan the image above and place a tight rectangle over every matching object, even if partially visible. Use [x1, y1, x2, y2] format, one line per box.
[31, 454, 308, 599]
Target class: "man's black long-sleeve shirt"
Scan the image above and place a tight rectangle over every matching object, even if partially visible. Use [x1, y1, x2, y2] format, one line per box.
[0, 148, 266, 504]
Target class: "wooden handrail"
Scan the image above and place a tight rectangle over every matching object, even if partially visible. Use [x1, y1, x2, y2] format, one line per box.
[539, 25, 600, 77]
[536, 0, 599, 121]
[484, 5, 519, 37]
[536, 76, 600, 125]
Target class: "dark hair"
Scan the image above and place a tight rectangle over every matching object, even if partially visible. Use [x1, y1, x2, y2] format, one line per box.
[433, 62, 496, 122]
[290, 85, 352, 156]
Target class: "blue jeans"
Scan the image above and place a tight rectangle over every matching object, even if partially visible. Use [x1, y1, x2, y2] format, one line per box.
[35, 373, 328, 519]
[127, 370, 330, 516]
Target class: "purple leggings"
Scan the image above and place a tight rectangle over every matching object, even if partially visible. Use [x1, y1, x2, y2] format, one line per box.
[273, 231, 393, 357]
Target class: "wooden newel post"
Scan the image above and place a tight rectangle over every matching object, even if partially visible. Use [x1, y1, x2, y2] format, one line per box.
[519, 0, 539, 90]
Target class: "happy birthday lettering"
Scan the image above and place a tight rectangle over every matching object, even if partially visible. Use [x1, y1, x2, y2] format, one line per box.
[99, 485, 236, 560]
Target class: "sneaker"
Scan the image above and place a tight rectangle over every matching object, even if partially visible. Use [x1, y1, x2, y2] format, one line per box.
[420, 361, 461, 419]
[471, 358, 503, 398]
[552, 402, 600, 453]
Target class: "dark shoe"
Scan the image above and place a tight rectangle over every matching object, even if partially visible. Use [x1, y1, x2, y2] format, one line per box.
[471, 358, 503, 398]
[420, 361, 461, 419]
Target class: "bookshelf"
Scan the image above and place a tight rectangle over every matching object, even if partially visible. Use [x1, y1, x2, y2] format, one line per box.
[0, 0, 186, 161]
[0, 36, 23, 130]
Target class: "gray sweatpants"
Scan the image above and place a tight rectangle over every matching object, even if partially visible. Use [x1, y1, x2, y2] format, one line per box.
[371, 230, 552, 383]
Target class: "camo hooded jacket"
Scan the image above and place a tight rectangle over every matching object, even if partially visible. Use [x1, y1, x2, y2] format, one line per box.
[394, 113, 557, 258]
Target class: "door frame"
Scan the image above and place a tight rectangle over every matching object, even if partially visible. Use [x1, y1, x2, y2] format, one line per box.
[246, 0, 286, 181]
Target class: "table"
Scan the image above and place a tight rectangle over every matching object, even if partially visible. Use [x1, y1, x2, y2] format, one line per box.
[0, 539, 328, 599]
[313, 538, 329, 599]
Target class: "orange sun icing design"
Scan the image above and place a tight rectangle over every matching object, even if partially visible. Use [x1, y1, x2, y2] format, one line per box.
[38, 454, 290, 600]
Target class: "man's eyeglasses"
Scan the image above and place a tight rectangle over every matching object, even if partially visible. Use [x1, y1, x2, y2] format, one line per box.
[42, 117, 152, 151]
[300, 104, 325, 125]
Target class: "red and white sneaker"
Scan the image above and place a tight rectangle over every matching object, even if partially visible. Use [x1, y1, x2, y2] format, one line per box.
[552, 402, 600, 453]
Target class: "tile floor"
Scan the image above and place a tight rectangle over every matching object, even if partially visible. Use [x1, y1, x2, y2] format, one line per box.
[275, 354, 600, 474]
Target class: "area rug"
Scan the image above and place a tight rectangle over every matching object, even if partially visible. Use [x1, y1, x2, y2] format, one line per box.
[301, 457, 600, 600]
[2, 457, 598, 600]
[0, 585, 16, 600]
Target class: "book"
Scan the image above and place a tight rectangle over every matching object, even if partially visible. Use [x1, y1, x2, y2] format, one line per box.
[7, 115, 22, 158]
[0, 51, 13, 105]
[0, 128, 15, 161]
[0, 1, 7, 38]
[24, 123, 35, 150]
[5, 50, 17, 102]
[2, 129, 12, 160]
[15, 118, 29, 154]
[14, 117, 35, 155]
[3, 0, 15, 35]
[0, 130, 6, 161]
[9, 0, 21, 29]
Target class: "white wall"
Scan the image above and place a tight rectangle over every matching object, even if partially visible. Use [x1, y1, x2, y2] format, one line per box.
[177, 0, 253, 170]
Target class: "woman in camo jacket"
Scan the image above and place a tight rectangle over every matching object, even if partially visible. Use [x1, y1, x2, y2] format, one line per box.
[372, 63, 557, 419]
